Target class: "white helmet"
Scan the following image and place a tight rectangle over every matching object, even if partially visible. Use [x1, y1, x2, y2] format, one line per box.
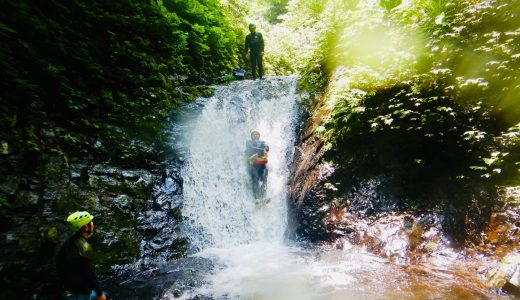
[251, 130, 260, 139]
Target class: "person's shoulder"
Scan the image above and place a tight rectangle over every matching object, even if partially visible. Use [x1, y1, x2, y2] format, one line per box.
[73, 236, 93, 258]
[57, 235, 75, 257]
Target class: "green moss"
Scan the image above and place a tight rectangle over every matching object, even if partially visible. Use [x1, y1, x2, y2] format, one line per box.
[94, 230, 141, 273]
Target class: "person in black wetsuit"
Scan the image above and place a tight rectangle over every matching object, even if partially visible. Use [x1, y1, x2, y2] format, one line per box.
[244, 23, 265, 80]
[56, 211, 107, 300]
[246, 130, 269, 199]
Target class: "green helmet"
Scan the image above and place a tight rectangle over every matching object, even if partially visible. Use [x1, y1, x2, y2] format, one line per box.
[249, 23, 256, 29]
[66, 211, 93, 232]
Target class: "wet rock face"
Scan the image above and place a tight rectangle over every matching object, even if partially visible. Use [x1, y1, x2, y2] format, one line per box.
[286, 131, 332, 242]
[0, 146, 188, 299]
[288, 100, 520, 296]
[488, 253, 520, 292]
[287, 91, 343, 242]
[286, 137, 452, 260]
[108, 256, 215, 299]
[288, 126, 520, 298]
[338, 213, 451, 264]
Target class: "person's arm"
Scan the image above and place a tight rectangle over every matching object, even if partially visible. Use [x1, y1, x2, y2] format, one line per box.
[244, 35, 250, 56]
[76, 239, 104, 299]
[256, 141, 268, 153]
[247, 148, 258, 164]
[245, 141, 254, 164]
[259, 33, 265, 54]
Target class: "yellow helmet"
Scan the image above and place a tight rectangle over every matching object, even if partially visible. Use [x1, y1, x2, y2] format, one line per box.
[66, 211, 93, 232]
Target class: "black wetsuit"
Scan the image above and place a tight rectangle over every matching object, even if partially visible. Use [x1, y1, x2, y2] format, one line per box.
[56, 234, 102, 298]
[245, 32, 265, 79]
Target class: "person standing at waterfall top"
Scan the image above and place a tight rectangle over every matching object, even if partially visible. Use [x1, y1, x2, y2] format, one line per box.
[56, 211, 108, 300]
[244, 23, 265, 80]
[246, 130, 269, 199]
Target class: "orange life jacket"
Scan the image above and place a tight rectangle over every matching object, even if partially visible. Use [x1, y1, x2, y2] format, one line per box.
[253, 152, 268, 165]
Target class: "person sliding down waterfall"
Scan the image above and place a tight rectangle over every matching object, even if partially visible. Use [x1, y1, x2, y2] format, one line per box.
[245, 130, 270, 204]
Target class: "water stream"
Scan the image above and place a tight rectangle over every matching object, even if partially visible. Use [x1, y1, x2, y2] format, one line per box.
[164, 77, 509, 300]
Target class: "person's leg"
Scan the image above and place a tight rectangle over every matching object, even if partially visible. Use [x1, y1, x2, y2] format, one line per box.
[249, 165, 259, 198]
[89, 291, 97, 300]
[258, 54, 264, 79]
[254, 164, 265, 198]
[250, 53, 257, 79]
[89, 290, 109, 300]
[254, 165, 266, 198]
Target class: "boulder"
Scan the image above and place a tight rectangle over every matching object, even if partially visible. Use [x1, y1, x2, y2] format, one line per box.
[14, 190, 39, 207]
[0, 177, 19, 195]
[488, 253, 520, 290]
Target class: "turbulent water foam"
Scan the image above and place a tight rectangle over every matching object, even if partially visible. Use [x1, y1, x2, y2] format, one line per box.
[181, 77, 300, 250]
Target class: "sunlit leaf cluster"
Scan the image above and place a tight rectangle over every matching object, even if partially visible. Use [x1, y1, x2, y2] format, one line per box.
[267, 0, 519, 241]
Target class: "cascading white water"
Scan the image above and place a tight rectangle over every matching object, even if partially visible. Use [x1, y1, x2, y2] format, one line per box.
[180, 77, 299, 251]
[167, 77, 500, 300]
[173, 77, 402, 300]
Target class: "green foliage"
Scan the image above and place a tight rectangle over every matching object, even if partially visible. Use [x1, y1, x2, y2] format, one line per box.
[324, 78, 498, 199]
[0, 0, 243, 168]
[273, 0, 520, 242]
[0, 196, 9, 217]
[380, 0, 402, 11]
[259, 0, 290, 24]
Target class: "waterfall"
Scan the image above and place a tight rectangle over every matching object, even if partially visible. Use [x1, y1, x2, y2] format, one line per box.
[181, 76, 300, 250]
[174, 77, 399, 300]
[164, 77, 496, 300]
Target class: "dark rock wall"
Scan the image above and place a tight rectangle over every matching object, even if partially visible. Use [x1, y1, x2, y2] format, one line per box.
[0, 144, 187, 299]
[287, 94, 336, 242]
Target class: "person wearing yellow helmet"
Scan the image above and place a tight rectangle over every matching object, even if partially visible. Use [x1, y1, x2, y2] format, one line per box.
[245, 130, 269, 199]
[56, 211, 108, 300]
